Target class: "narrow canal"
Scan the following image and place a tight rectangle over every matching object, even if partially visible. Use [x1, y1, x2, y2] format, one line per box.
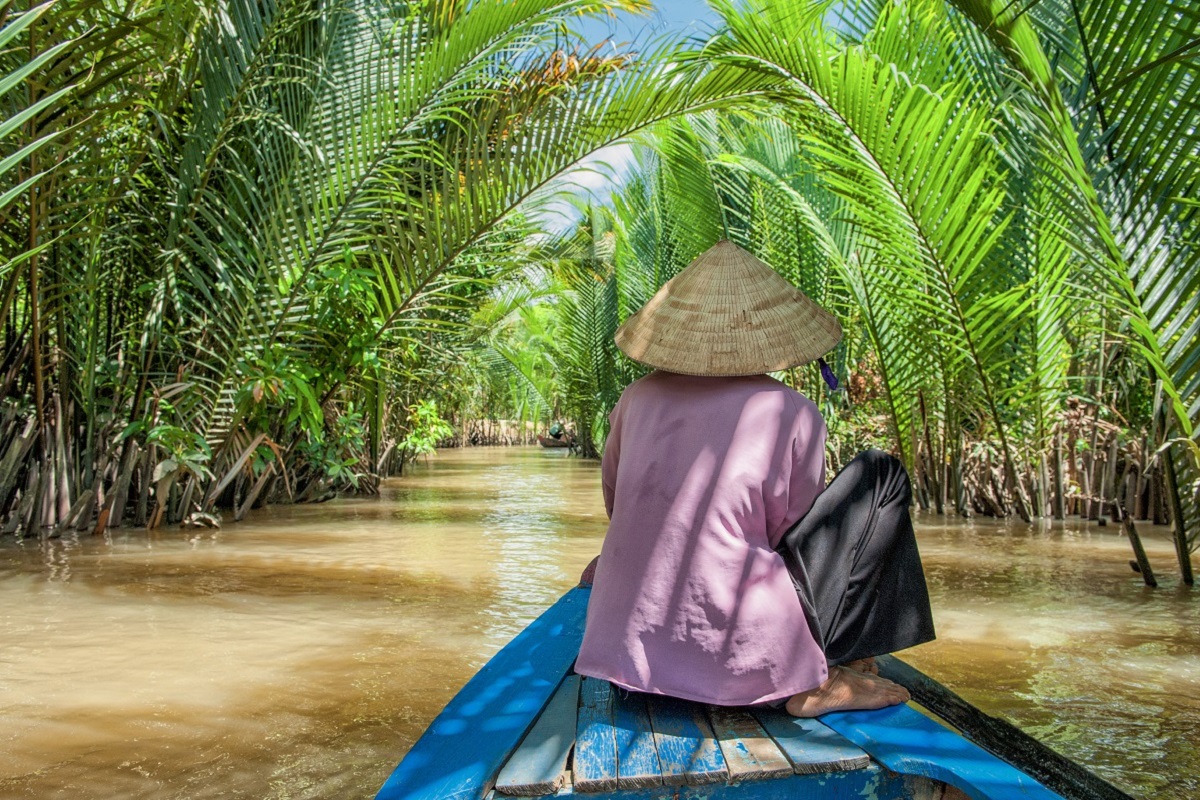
[1, 447, 1195, 799]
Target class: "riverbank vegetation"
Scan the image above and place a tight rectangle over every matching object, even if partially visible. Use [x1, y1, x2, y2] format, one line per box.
[2, 0, 1197, 579]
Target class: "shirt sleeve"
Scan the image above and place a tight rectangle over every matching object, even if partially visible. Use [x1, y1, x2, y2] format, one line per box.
[767, 405, 827, 549]
[601, 397, 624, 520]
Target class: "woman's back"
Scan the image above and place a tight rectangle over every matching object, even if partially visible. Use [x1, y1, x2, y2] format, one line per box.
[575, 371, 829, 706]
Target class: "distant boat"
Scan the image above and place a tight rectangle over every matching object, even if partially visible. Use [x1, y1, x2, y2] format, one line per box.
[537, 435, 571, 449]
[375, 586, 1132, 800]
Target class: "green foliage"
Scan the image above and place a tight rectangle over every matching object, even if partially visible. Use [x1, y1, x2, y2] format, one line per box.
[235, 347, 324, 434]
[147, 424, 213, 484]
[399, 400, 455, 460]
[2, 0, 1196, 562]
[298, 410, 367, 488]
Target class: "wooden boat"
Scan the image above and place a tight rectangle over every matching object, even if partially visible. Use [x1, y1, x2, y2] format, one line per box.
[375, 586, 1133, 800]
[538, 435, 572, 449]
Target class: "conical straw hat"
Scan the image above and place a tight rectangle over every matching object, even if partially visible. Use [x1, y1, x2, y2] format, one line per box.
[614, 240, 842, 377]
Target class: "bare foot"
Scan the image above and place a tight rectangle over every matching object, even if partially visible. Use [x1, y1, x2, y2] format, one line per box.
[784, 666, 910, 718]
[843, 657, 879, 676]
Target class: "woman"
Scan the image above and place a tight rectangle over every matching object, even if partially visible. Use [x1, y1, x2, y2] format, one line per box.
[574, 241, 935, 717]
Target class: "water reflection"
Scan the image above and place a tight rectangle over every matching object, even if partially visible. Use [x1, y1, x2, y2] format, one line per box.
[479, 464, 571, 652]
[0, 447, 1195, 799]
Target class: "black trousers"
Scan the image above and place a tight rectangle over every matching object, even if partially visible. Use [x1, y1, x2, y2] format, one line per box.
[775, 449, 936, 666]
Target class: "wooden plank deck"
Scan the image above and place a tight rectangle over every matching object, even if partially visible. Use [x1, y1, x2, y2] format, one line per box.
[751, 705, 871, 774]
[496, 680, 880, 796]
[486, 764, 922, 799]
[644, 695, 729, 786]
[495, 675, 581, 796]
[611, 688, 663, 788]
[492, 677, 1072, 799]
[575, 677, 620, 793]
[707, 707, 793, 784]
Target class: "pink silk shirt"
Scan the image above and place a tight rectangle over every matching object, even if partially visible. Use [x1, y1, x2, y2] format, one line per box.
[575, 371, 829, 706]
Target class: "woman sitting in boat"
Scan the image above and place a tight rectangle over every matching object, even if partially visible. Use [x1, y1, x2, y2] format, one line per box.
[575, 241, 935, 717]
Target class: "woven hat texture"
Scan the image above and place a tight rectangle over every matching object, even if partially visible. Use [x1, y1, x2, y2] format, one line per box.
[614, 240, 842, 377]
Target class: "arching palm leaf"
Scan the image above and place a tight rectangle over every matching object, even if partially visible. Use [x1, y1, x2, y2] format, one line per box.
[706, 0, 1034, 515]
[946, 0, 1200, 551]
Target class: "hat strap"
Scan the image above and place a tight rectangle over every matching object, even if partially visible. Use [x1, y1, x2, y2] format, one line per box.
[818, 358, 839, 392]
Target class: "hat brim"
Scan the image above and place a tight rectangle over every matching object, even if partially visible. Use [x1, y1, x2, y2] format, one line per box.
[613, 241, 842, 377]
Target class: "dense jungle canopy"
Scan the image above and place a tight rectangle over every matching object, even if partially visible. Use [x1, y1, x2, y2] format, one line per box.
[1, 0, 1197, 580]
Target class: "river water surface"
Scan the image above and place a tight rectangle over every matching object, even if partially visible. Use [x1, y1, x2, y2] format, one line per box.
[1, 447, 1196, 799]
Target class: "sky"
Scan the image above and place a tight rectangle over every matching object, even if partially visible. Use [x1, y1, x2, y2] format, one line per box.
[574, 0, 720, 45]
[529, 1, 723, 234]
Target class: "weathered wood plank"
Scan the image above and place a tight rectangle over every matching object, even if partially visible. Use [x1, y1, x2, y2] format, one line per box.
[574, 678, 619, 793]
[644, 695, 728, 786]
[495, 674, 580, 796]
[874, 655, 1122, 800]
[707, 706, 793, 784]
[611, 690, 663, 789]
[497, 764, 919, 799]
[751, 705, 870, 774]
[375, 588, 589, 800]
[820, 702, 1067, 800]
[484, 786, 572, 800]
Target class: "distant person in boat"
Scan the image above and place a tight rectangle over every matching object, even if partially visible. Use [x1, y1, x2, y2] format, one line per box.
[574, 240, 935, 717]
[549, 421, 566, 440]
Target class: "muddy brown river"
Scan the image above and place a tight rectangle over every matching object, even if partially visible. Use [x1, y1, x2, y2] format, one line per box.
[1, 447, 1196, 799]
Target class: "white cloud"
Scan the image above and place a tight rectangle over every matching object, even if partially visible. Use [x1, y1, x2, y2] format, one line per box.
[524, 142, 640, 235]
